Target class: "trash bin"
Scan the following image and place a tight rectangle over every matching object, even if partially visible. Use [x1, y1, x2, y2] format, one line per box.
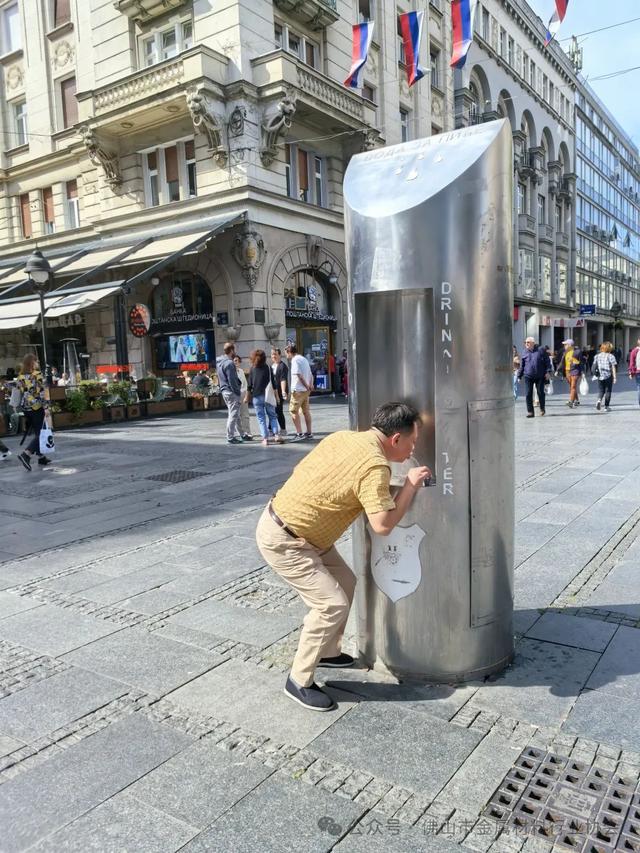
[344, 119, 515, 682]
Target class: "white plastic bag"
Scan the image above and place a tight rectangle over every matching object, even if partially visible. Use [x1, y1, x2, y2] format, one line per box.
[545, 380, 554, 396]
[39, 425, 55, 455]
[579, 375, 589, 396]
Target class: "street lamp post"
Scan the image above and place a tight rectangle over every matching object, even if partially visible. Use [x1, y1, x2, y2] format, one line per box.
[25, 250, 53, 386]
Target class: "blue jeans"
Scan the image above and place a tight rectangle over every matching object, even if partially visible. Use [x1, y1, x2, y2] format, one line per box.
[253, 395, 279, 439]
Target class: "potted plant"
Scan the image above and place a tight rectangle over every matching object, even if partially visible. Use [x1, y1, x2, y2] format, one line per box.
[51, 402, 75, 430]
[65, 388, 87, 423]
[84, 397, 106, 424]
[78, 380, 104, 399]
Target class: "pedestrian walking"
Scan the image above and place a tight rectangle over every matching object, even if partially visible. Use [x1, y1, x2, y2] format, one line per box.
[518, 337, 551, 418]
[285, 343, 314, 440]
[248, 349, 283, 447]
[270, 348, 289, 435]
[628, 337, 640, 407]
[555, 338, 584, 408]
[255, 402, 431, 711]
[233, 355, 253, 441]
[592, 342, 617, 412]
[216, 342, 244, 445]
[512, 346, 521, 400]
[16, 353, 52, 470]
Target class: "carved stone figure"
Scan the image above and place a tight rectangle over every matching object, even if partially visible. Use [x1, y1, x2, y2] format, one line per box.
[186, 89, 227, 167]
[79, 125, 122, 189]
[232, 227, 266, 290]
[260, 93, 296, 167]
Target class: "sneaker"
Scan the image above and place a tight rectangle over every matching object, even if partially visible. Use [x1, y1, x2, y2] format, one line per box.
[293, 433, 305, 441]
[1, 450, 11, 461]
[565, 401, 573, 408]
[574, 401, 581, 406]
[605, 406, 612, 412]
[318, 653, 356, 668]
[526, 414, 534, 419]
[227, 437, 243, 445]
[38, 456, 51, 466]
[283, 676, 336, 712]
[17, 452, 32, 471]
[241, 434, 253, 441]
[540, 411, 545, 416]
[304, 432, 314, 440]
[596, 400, 602, 411]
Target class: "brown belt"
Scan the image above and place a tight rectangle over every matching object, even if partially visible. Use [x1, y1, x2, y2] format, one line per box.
[268, 502, 298, 539]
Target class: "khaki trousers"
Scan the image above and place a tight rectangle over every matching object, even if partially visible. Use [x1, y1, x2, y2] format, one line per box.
[255, 507, 356, 687]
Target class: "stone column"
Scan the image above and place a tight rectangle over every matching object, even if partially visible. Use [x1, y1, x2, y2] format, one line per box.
[623, 326, 630, 357]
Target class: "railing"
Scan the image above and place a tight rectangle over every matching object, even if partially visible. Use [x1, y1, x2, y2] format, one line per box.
[518, 214, 536, 234]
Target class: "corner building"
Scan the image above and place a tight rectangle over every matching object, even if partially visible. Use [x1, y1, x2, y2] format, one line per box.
[0, 0, 454, 385]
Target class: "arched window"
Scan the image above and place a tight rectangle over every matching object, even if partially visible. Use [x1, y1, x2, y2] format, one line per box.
[284, 269, 329, 314]
[151, 273, 213, 319]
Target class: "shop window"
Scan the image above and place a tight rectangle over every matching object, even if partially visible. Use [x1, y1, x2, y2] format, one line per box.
[274, 21, 319, 69]
[140, 18, 192, 67]
[60, 75, 77, 129]
[65, 179, 79, 228]
[11, 99, 27, 146]
[141, 139, 197, 207]
[151, 273, 213, 319]
[285, 144, 326, 206]
[19, 192, 31, 239]
[43, 186, 55, 234]
[1, 2, 20, 53]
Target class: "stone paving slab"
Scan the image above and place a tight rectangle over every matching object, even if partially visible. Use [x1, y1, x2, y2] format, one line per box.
[310, 703, 482, 795]
[129, 736, 274, 829]
[76, 563, 181, 605]
[163, 564, 259, 595]
[584, 561, 640, 619]
[0, 591, 43, 620]
[179, 771, 365, 853]
[62, 627, 222, 695]
[167, 658, 356, 748]
[562, 689, 640, 752]
[168, 597, 300, 649]
[0, 714, 193, 852]
[0, 732, 24, 757]
[29, 791, 199, 853]
[121, 586, 195, 615]
[0, 604, 122, 657]
[38, 570, 113, 594]
[469, 638, 600, 727]
[585, 625, 640, 700]
[524, 611, 618, 652]
[0, 667, 128, 743]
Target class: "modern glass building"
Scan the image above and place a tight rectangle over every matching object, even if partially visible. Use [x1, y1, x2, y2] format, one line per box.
[575, 80, 640, 357]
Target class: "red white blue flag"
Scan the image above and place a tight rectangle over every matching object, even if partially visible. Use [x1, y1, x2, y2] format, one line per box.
[544, 0, 568, 47]
[450, 0, 478, 69]
[344, 21, 374, 89]
[399, 11, 425, 87]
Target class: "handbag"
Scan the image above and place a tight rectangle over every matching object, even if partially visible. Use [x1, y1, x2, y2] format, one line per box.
[579, 375, 589, 396]
[545, 379, 554, 396]
[39, 423, 55, 455]
[265, 380, 277, 408]
[9, 386, 21, 408]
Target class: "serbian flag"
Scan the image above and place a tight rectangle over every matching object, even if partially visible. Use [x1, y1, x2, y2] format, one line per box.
[399, 11, 426, 87]
[344, 21, 374, 89]
[544, 0, 568, 46]
[450, 0, 478, 69]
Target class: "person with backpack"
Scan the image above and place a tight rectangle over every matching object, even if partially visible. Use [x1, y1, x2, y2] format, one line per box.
[16, 353, 52, 470]
[517, 337, 552, 418]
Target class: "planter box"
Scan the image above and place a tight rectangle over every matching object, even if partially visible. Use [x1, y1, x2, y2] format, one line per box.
[106, 405, 126, 422]
[53, 412, 77, 429]
[187, 397, 205, 411]
[48, 386, 67, 402]
[207, 395, 222, 410]
[80, 410, 105, 425]
[83, 386, 103, 399]
[126, 404, 143, 419]
[146, 399, 188, 417]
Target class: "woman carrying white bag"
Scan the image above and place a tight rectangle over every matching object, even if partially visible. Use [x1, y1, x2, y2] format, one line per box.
[16, 353, 53, 471]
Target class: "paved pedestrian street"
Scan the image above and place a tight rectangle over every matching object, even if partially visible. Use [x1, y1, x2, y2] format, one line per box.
[1, 387, 640, 853]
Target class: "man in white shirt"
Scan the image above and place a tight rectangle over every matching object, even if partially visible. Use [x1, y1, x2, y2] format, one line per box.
[285, 343, 313, 440]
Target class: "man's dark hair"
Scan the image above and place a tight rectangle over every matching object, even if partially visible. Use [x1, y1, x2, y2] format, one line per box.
[285, 344, 297, 354]
[271, 347, 281, 355]
[372, 402, 421, 436]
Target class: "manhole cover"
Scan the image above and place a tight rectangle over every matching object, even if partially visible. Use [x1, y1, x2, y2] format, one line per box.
[483, 746, 640, 852]
[146, 470, 210, 484]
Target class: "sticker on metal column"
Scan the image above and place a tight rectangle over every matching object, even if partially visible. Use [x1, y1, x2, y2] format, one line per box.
[369, 524, 425, 603]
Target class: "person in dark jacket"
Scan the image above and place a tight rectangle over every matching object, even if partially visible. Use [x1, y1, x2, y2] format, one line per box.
[518, 337, 552, 418]
[248, 349, 283, 447]
[216, 342, 244, 444]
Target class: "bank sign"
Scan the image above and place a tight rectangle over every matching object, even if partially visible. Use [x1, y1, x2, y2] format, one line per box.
[150, 312, 215, 333]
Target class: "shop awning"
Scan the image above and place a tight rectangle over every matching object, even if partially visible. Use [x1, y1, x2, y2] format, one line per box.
[0, 250, 93, 295]
[0, 282, 124, 329]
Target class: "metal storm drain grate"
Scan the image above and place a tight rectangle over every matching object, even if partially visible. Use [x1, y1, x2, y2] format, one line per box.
[146, 470, 211, 484]
[483, 746, 640, 852]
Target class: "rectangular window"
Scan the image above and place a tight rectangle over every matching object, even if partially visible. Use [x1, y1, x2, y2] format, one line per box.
[288, 31, 301, 57]
[538, 194, 546, 224]
[359, 0, 371, 21]
[507, 36, 514, 66]
[2, 2, 20, 53]
[42, 186, 55, 234]
[141, 19, 194, 67]
[529, 60, 536, 89]
[555, 204, 562, 232]
[517, 183, 527, 215]
[285, 144, 292, 197]
[53, 0, 71, 27]
[12, 99, 27, 146]
[557, 262, 568, 301]
[60, 76, 77, 128]
[522, 53, 528, 81]
[66, 179, 79, 228]
[362, 83, 376, 104]
[274, 23, 283, 48]
[542, 74, 548, 101]
[519, 248, 534, 296]
[430, 51, 440, 89]
[499, 27, 506, 58]
[397, 16, 405, 63]
[19, 192, 31, 239]
[305, 40, 317, 68]
[482, 8, 489, 40]
[549, 81, 554, 109]
[142, 140, 198, 207]
[314, 156, 323, 207]
[539, 255, 552, 300]
[400, 108, 409, 142]
[297, 148, 309, 202]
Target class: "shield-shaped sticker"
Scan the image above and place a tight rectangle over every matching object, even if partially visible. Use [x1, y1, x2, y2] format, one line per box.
[369, 523, 425, 603]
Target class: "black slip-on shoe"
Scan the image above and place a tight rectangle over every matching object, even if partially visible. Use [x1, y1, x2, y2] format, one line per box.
[284, 676, 336, 711]
[18, 452, 32, 471]
[318, 653, 356, 668]
[38, 456, 51, 466]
